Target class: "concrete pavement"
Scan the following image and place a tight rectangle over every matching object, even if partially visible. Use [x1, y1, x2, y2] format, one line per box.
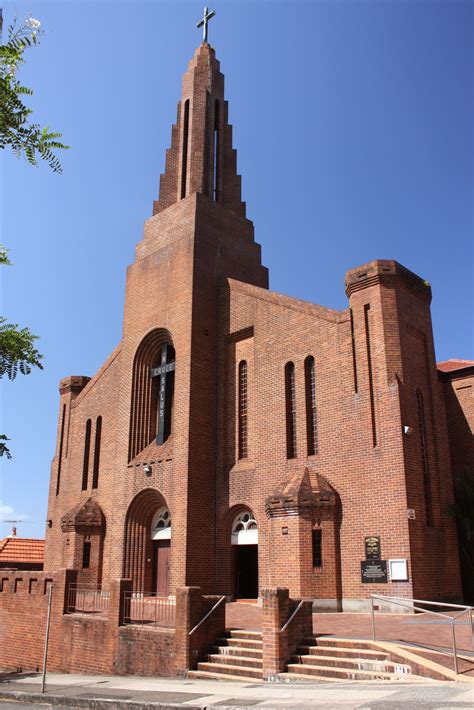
[0, 671, 473, 709]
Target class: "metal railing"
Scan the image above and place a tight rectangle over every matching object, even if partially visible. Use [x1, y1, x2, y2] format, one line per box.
[371, 594, 474, 675]
[66, 584, 110, 616]
[122, 591, 176, 628]
[189, 595, 226, 636]
[281, 599, 304, 633]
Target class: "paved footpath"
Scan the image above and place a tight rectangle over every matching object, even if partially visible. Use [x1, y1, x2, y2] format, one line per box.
[0, 672, 473, 710]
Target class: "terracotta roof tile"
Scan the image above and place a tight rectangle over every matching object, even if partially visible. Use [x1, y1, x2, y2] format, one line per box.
[437, 359, 474, 373]
[0, 537, 45, 564]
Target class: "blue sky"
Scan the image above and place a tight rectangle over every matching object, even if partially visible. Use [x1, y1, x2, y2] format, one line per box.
[1, 0, 472, 539]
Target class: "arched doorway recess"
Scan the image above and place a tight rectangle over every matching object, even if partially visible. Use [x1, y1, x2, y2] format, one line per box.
[123, 489, 171, 594]
[231, 509, 258, 599]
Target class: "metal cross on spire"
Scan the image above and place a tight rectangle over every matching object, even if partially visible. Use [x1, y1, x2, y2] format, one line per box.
[197, 6, 216, 44]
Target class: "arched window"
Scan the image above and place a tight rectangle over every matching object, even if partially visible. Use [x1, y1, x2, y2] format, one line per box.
[81, 419, 92, 490]
[151, 507, 172, 540]
[231, 509, 258, 545]
[305, 356, 318, 456]
[238, 360, 248, 459]
[129, 330, 175, 461]
[213, 99, 220, 201]
[181, 99, 190, 199]
[416, 389, 433, 526]
[92, 416, 102, 490]
[285, 362, 297, 459]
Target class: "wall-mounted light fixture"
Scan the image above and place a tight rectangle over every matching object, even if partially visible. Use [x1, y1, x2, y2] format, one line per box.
[403, 425, 413, 435]
[143, 464, 152, 476]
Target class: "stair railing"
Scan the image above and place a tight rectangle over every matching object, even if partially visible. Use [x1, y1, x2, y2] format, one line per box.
[371, 594, 474, 675]
[280, 599, 304, 633]
[189, 595, 226, 636]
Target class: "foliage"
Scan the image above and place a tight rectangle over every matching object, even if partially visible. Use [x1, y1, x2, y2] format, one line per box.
[0, 14, 68, 172]
[0, 245, 44, 458]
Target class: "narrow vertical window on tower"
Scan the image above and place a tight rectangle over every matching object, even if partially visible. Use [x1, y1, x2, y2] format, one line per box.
[238, 360, 248, 459]
[305, 356, 318, 456]
[213, 100, 220, 201]
[180, 100, 190, 199]
[285, 362, 297, 459]
[81, 419, 92, 491]
[416, 389, 434, 526]
[92, 416, 102, 490]
[312, 528, 322, 568]
[56, 404, 67, 496]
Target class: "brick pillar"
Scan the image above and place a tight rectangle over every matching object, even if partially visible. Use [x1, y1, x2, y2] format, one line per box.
[262, 587, 289, 680]
[175, 586, 202, 674]
[109, 578, 132, 627]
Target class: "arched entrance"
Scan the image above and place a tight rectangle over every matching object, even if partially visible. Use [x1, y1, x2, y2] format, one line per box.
[231, 509, 258, 599]
[123, 489, 171, 593]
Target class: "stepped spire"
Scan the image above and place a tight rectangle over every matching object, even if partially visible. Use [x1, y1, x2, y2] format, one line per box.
[153, 43, 245, 217]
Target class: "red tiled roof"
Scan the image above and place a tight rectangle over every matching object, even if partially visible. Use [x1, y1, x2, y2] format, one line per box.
[437, 359, 474, 373]
[0, 537, 45, 564]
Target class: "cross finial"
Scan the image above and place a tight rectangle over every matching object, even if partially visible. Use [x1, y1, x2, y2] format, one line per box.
[196, 6, 216, 44]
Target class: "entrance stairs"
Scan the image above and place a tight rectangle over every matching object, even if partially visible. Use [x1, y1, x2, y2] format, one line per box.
[187, 631, 420, 682]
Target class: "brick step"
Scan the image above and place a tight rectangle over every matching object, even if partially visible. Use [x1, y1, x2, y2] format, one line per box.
[297, 645, 390, 661]
[303, 637, 378, 651]
[292, 654, 408, 674]
[286, 662, 408, 681]
[187, 670, 258, 683]
[211, 645, 263, 659]
[207, 654, 262, 669]
[216, 637, 263, 649]
[195, 661, 262, 679]
[227, 629, 262, 640]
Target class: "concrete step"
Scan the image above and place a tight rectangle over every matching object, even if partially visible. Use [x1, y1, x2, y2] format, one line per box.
[216, 637, 263, 649]
[227, 629, 262, 640]
[286, 662, 407, 682]
[211, 646, 263, 659]
[207, 654, 262, 669]
[196, 661, 262, 679]
[303, 637, 378, 651]
[292, 654, 408, 674]
[297, 645, 389, 661]
[187, 670, 259, 683]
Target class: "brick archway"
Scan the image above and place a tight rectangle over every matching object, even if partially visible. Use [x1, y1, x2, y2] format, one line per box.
[123, 488, 169, 591]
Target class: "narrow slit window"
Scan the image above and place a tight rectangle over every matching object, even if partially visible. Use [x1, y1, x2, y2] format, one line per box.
[213, 100, 220, 201]
[312, 529, 322, 568]
[364, 304, 377, 447]
[350, 308, 358, 393]
[416, 389, 434, 526]
[285, 362, 297, 459]
[180, 99, 190, 199]
[305, 356, 318, 455]
[81, 419, 92, 491]
[92, 416, 102, 490]
[82, 540, 91, 569]
[238, 360, 248, 459]
[56, 404, 67, 496]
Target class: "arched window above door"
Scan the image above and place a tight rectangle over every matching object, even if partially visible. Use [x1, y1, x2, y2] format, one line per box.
[231, 509, 258, 545]
[151, 507, 172, 540]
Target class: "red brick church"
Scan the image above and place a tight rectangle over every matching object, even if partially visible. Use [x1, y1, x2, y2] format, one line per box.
[41, 38, 470, 616]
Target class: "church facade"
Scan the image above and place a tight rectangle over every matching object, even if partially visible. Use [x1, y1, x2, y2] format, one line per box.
[43, 41, 467, 612]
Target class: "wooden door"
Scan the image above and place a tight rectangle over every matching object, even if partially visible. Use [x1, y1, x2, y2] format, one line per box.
[153, 540, 170, 596]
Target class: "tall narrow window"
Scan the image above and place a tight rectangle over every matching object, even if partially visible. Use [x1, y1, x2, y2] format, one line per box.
[82, 539, 91, 569]
[81, 419, 92, 491]
[312, 529, 322, 568]
[56, 404, 66, 496]
[238, 360, 248, 459]
[416, 389, 433, 526]
[305, 356, 318, 456]
[285, 362, 297, 459]
[92, 416, 102, 490]
[350, 308, 358, 393]
[364, 304, 377, 447]
[180, 99, 190, 199]
[213, 100, 220, 201]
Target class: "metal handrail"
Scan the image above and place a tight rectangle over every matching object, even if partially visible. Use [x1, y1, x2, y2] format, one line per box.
[189, 595, 226, 636]
[281, 599, 304, 633]
[370, 594, 474, 675]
